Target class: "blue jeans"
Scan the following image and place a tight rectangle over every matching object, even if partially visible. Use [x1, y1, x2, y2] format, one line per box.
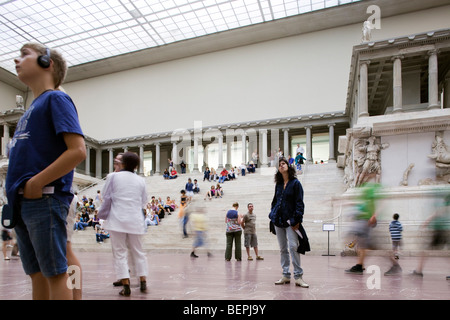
[275, 225, 303, 279]
[219, 176, 226, 183]
[14, 196, 69, 278]
[183, 215, 189, 237]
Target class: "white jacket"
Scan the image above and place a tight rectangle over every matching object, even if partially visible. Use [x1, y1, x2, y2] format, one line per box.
[100, 171, 148, 235]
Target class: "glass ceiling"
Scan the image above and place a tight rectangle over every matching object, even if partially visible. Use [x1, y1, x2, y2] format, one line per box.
[0, 0, 361, 75]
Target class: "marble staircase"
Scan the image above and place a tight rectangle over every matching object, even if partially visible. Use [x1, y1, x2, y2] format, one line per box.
[71, 163, 354, 255]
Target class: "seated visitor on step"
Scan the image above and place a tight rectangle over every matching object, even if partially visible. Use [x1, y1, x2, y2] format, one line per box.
[215, 183, 223, 198]
[247, 162, 255, 173]
[205, 185, 216, 200]
[193, 179, 200, 193]
[96, 228, 110, 243]
[203, 167, 211, 181]
[163, 168, 170, 179]
[210, 168, 218, 181]
[239, 163, 246, 176]
[219, 168, 229, 183]
[165, 196, 177, 211]
[145, 210, 159, 226]
[228, 167, 236, 180]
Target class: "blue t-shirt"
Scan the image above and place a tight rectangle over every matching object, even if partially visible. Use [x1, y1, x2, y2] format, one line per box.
[5, 90, 84, 208]
[226, 209, 238, 219]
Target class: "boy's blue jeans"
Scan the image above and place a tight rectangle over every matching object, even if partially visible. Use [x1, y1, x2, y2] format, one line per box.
[14, 196, 69, 278]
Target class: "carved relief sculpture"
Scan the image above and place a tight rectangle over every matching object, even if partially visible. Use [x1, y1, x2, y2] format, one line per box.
[427, 133, 450, 184]
[354, 135, 389, 187]
[400, 163, 415, 186]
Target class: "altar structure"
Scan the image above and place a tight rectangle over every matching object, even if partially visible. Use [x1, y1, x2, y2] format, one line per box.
[335, 28, 450, 253]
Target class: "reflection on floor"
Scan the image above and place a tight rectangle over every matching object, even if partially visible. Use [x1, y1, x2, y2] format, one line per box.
[0, 250, 449, 301]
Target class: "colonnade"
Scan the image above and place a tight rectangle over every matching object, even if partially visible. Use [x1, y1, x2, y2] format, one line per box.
[358, 49, 442, 118]
[82, 122, 338, 178]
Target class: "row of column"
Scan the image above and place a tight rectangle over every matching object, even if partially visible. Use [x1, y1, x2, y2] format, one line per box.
[84, 124, 337, 177]
[358, 49, 441, 117]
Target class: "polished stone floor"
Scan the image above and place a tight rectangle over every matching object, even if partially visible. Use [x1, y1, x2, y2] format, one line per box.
[0, 249, 449, 301]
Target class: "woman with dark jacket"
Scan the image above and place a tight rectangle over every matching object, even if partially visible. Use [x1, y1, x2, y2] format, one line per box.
[269, 157, 309, 288]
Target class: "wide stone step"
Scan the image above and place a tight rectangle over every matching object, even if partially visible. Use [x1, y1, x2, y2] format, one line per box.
[72, 164, 350, 254]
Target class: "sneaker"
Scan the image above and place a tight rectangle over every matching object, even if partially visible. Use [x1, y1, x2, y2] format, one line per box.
[295, 277, 309, 288]
[412, 270, 423, 277]
[384, 265, 402, 276]
[345, 264, 363, 274]
[190, 252, 198, 258]
[247, 256, 253, 261]
[256, 256, 264, 260]
[275, 277, 290, 285]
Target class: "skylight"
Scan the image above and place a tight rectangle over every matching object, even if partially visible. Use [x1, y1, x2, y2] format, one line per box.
[0, 0, 361, 74]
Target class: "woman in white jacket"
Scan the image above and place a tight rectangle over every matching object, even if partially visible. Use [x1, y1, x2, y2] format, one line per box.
[99, 152, 148, 296]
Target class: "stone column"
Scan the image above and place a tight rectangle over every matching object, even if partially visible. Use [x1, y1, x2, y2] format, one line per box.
[1, 123, 9, 157]
[95, 148, 102, 178]
[154, 143, 161, 175]
[203, 143, 209, 170]
[428, 50, 440, 109]
[358, 60, 370, 117]
[108, 148, 114, 173]
[282, 128, 289, 157]
[392, 55, 404, 113]
[260, 129, 268, 168]
[172, 142, 178, 169]
[241, 133, 246, 165]
[328, 123, 336, 162]
[226, 140, 232, 169]
[218, 134, 223, 170]
[305, 125, 313, 163]
[138, 145, 144, 176]
[85, 146, 91, 176]
[193, 137, 199, 173]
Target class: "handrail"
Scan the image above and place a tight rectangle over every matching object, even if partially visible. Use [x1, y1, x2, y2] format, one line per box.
[77, 176, 107, 193]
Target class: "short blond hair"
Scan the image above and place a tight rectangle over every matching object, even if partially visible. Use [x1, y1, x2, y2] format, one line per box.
[21, 42, 67, 89]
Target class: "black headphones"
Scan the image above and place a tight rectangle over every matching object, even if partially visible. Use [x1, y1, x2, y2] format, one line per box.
[37, 47, 51, 68]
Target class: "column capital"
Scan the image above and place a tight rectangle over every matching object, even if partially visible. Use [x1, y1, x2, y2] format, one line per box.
[304, 125, 312, 130]
[327, 123, 336, 128]
[427, 49, 439, 57]
[282, 127, 290, 132]
[391, 55, 404, 61]
[360, 59, 371, 66]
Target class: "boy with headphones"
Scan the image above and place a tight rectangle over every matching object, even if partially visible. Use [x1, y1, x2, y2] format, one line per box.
[5, 43, 86, 299]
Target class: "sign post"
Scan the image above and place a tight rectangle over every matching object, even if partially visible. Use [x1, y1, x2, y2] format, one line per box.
[322, 223, 335, 256]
